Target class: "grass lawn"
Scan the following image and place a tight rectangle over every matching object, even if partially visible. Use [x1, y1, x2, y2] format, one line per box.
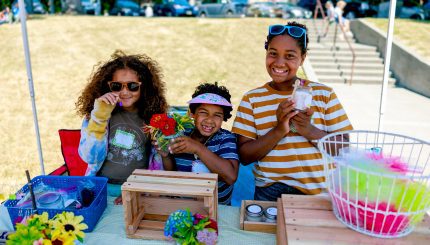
[364, 18, 430, 60]
[1, 16, 308, 197]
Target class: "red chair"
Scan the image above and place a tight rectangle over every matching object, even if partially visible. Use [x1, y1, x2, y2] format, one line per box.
[50, 129, 88, 176]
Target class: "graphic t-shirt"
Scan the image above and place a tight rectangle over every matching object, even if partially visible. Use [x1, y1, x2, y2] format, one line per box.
[98, 110, 149, 184]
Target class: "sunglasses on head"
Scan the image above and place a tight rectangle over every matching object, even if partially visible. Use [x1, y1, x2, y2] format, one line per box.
[108, 81, 142, 92]
[268, 25, 307, 49]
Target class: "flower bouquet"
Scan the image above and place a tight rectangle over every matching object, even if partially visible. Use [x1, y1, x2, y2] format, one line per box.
[144, 113, 194, 152]
[164, 209, 218, 245]
[7, 211, 88, 245]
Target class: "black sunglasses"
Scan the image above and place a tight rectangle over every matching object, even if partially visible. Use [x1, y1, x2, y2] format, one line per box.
[108, 81, 141, 92]
[268, 25, 307, 49]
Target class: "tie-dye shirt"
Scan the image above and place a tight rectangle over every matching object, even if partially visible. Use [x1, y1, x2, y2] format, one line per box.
[78, 99, 149, 183]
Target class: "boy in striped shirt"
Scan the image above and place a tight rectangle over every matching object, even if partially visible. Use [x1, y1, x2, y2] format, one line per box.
[232, 22, 353, 201]
[159, 83, 239, 205]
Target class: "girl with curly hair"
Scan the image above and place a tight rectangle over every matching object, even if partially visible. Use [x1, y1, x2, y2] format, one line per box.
[158, 82, 239, 205]
[77, 50, 168, 204]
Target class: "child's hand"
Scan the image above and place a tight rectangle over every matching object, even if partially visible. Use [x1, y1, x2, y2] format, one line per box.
[275, 99, 298, 134]
[168, 136, 202, 155]
[152, 140, 169, 158]
[98, 92, 120, 106]
[291, 108, 314, 137]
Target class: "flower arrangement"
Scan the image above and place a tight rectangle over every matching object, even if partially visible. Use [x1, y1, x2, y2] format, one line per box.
[7, 211, 88, 245]
[144, 113, 194, 152]
[164, 209, 218, 245]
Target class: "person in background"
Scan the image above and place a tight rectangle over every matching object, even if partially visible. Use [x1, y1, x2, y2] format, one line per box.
[334, 0, 353, 36]
[76, 50, 168, 205]
[158, 82, 239, 205]
[232, 21, 353, 201]
[322, 1, 335, 37]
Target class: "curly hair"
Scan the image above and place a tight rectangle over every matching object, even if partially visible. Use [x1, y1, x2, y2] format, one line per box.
[264, 21, 309, 56]
[76, 50, 168, 123]
[189, 82, 233, 122]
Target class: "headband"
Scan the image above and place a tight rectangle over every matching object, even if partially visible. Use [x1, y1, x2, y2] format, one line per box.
[187, 93, 232, 107]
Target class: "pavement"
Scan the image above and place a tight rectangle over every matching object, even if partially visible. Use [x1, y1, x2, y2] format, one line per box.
[330, 83, 430, 142]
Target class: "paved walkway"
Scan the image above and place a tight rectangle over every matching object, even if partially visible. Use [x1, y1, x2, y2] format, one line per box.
[331, 83, 430, 142]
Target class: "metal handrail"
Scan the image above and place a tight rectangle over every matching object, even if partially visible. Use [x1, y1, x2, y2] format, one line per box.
[314, 0, 356, 85]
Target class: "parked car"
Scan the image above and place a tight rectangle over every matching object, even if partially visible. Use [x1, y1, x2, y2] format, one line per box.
[197, 0, 244, 17]
[246, 2, 276, 18]
[343, 0, 377, 19]
[32, 0, 46, 14]
[378, 1, 425, 20]
[14, 0, 46, 14]
[153, 0, 198, 17]
[275, 2, 312, 19]
[81, 0, 97, 15]
[109, 0, 141, 16]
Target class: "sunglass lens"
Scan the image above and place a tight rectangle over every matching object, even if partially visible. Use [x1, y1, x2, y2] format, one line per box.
[128, 82, 140, 92]
[109, 82, 122, 92]
[270, 25, 285, 35]
[288, 26, 305, 37]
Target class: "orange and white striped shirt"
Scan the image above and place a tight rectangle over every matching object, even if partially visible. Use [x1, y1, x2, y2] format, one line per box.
[232, 80, 353, 194]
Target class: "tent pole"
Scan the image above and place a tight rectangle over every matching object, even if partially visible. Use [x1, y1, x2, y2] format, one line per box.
[377, 0, 397, 134]
[18, 0, 45, 175]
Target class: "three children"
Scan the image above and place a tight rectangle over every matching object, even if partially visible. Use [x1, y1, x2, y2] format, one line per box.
[79, 21, 352, 205]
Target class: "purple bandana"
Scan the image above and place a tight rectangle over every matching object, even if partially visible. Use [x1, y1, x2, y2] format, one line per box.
[187, 93, 232, 107]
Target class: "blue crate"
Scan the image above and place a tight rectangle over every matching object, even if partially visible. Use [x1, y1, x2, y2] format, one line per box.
[4, 175, 107, 232]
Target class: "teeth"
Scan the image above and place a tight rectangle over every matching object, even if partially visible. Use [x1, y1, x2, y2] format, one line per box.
[273, 68, 287, 74]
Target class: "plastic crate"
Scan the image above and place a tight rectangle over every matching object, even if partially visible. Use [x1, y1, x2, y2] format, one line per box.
[4, 175, 108, 232]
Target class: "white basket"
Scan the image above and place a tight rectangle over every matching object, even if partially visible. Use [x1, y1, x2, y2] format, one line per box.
[317, 130, 430, 238]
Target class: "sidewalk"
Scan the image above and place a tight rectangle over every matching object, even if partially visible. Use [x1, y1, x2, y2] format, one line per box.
[331, 83, 430, 142]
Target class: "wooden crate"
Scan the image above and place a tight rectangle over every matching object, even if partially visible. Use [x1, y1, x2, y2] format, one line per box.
[239, 200, 278, 234]
[121, 169, 218, 240]
[277, 194, 430, 244]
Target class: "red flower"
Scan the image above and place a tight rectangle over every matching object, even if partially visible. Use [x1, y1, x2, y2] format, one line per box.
[193, 213, 218, 233]
[161, 117, 176, 136]
[150, 114, 168, 129]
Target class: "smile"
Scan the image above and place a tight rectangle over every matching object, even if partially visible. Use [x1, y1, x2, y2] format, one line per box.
[272, 68, 288, 74]
[202, 125, 214, 132]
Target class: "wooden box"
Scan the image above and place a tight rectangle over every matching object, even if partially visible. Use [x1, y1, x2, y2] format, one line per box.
[121, 169, 218, 240]
[239, 200, 278, 234]
[277, 194, 430, 244]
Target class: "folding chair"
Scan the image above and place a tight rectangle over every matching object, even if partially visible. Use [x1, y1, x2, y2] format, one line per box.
[49, 129, 87, 176]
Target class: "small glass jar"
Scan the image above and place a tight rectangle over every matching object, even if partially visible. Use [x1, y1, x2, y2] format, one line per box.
[263, 206, 277, 223]
[245, 204, 263, 222]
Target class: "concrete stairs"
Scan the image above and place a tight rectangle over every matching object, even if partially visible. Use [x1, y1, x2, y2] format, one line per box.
[304, 20, 396, 85]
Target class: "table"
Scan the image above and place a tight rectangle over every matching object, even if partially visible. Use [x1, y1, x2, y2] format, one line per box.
[74, 197, 276, 245]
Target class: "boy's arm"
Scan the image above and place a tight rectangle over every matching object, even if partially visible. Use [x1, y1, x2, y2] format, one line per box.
[161, 154, 176, 171]
[194, 145, 239, 186]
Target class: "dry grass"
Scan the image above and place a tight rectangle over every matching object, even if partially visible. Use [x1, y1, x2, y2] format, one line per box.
[364, 18, 430, 61]
[0, 16, 309, 198]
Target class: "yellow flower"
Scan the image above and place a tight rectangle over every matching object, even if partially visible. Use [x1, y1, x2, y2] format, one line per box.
[50, 232, 75, 245]
[51, 212, 88, 243]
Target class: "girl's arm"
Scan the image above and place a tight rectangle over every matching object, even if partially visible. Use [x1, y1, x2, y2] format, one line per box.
[238, 99, 298, 164]
[78, 97, 116, 176]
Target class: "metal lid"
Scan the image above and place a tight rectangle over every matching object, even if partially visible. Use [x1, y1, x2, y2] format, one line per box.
[245, 204, 263, 217]
[264, 206, 277, 220]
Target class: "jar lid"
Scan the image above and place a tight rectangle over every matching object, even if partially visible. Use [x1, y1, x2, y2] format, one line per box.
[264, 206, 277, 219]
[38, 192, 61, 205]
[246, 204, 263, 217]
